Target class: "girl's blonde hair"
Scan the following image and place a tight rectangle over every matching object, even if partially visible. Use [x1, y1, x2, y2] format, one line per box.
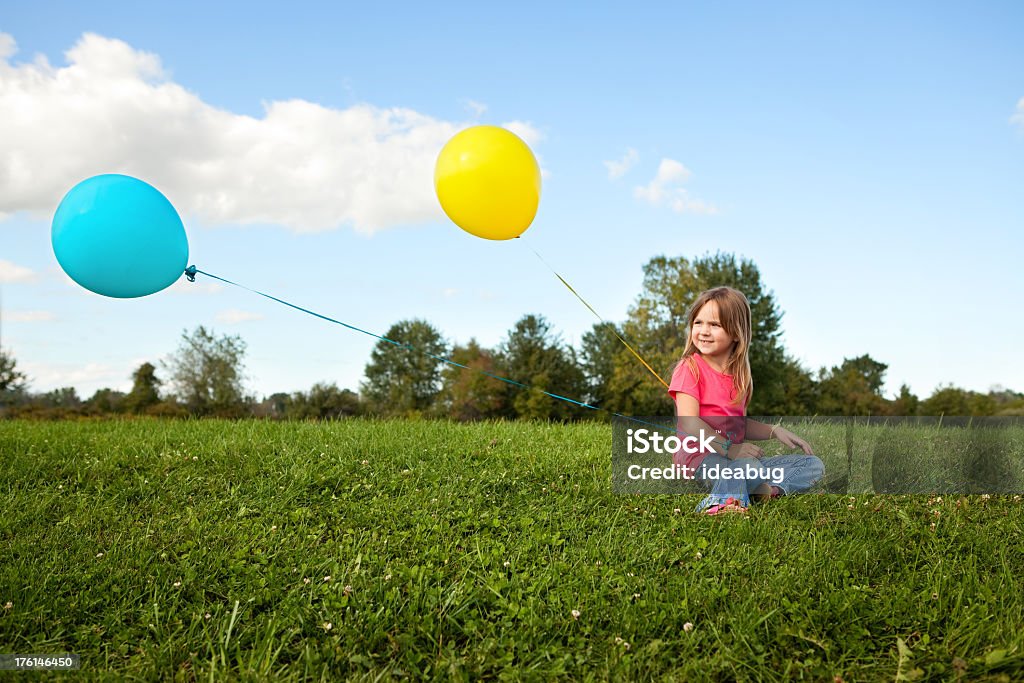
[679, 286, 753, 406]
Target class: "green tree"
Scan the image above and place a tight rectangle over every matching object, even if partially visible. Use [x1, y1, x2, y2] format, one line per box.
[815, 355, 889, 415]
[434, 339, 507, 421]
[256, 392, 291, 419]
[123, 362, 162, 414]
[496, 314, 586, 421]
[918, 385, 997, 417]
[887, 384, 920, 416]
[361, 319, 447, 417]
[0, 347, 27, 395]
[988, 385, 1024, 416]
[579, 322, 623, 411]
[290, 382, 361, 419]
[39, 386, 81, 409]
[773, 357, 818, 416]
[966, 392, 997, 416]
[85, 388, 126, 414]
[609, 252, 789, 415]
[164, 326, 249, 417]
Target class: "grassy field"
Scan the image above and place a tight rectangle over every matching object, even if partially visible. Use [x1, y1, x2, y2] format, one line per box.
[1, 418, 1023, 681]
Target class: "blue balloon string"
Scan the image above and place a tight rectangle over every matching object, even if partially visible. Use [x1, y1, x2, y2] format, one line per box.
[185, 266, 700, 437]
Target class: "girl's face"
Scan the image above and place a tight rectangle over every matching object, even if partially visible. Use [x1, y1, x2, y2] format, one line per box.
[691, 300, 738, 363]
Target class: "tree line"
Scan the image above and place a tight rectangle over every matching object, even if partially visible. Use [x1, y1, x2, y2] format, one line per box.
[2, 253, 1022, 420]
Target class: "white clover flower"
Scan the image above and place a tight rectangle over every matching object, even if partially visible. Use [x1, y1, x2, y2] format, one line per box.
[571, 609, 581, 620]
[683, 622, 694, 633]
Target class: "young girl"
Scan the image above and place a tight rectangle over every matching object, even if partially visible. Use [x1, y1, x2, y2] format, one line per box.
[668, 286, 824, 515]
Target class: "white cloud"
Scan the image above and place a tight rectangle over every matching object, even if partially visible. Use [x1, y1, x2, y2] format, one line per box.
[463, 99, 488, 117]
[0, 33, 15, 60]
[633, 158, 718, 215]
[5, 310, 56, 322]
[1012, 97, 1024, 129]
[604, 148, 639, 180]
[442, 288, 458, 298]
[0, 32, 548, 234]
[0, 259, 35, 283]
[216, 308, 264, 324]
[634, 159, 692, 202]
[21, 360, 126, 392]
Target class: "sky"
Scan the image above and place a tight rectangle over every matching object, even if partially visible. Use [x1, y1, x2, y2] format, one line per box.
[1, 1, 1023, 406]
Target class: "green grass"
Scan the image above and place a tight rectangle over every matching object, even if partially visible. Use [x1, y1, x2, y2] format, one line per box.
[1, 418, 1023, 681]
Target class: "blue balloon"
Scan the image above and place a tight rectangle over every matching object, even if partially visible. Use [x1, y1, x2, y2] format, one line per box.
[52, 174, 189, 298]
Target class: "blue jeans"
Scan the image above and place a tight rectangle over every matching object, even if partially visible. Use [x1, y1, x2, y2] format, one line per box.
[695, 454, 825, 511]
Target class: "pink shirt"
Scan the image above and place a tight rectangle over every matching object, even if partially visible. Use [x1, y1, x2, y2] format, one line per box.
[667, 353, 747, 474]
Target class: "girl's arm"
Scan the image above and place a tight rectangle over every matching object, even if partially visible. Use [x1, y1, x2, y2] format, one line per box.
[745, 419, 774, 440]
[746, 418, 814, 454]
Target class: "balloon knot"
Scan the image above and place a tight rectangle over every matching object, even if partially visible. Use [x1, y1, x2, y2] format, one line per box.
[185, 265, 197, 282]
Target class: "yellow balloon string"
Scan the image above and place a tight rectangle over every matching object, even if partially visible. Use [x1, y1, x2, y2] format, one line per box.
[520, 240, 669, 389]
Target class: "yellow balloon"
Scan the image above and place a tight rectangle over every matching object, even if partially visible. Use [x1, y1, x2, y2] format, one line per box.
[434, 125, 541, 240]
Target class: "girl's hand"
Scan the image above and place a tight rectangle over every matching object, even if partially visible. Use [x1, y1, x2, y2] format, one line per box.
[726, 442, 764, 460]
[774, 427, 814, 455]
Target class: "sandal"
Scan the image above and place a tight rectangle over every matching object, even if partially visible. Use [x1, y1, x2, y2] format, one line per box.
[703, 496, 748, 515]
